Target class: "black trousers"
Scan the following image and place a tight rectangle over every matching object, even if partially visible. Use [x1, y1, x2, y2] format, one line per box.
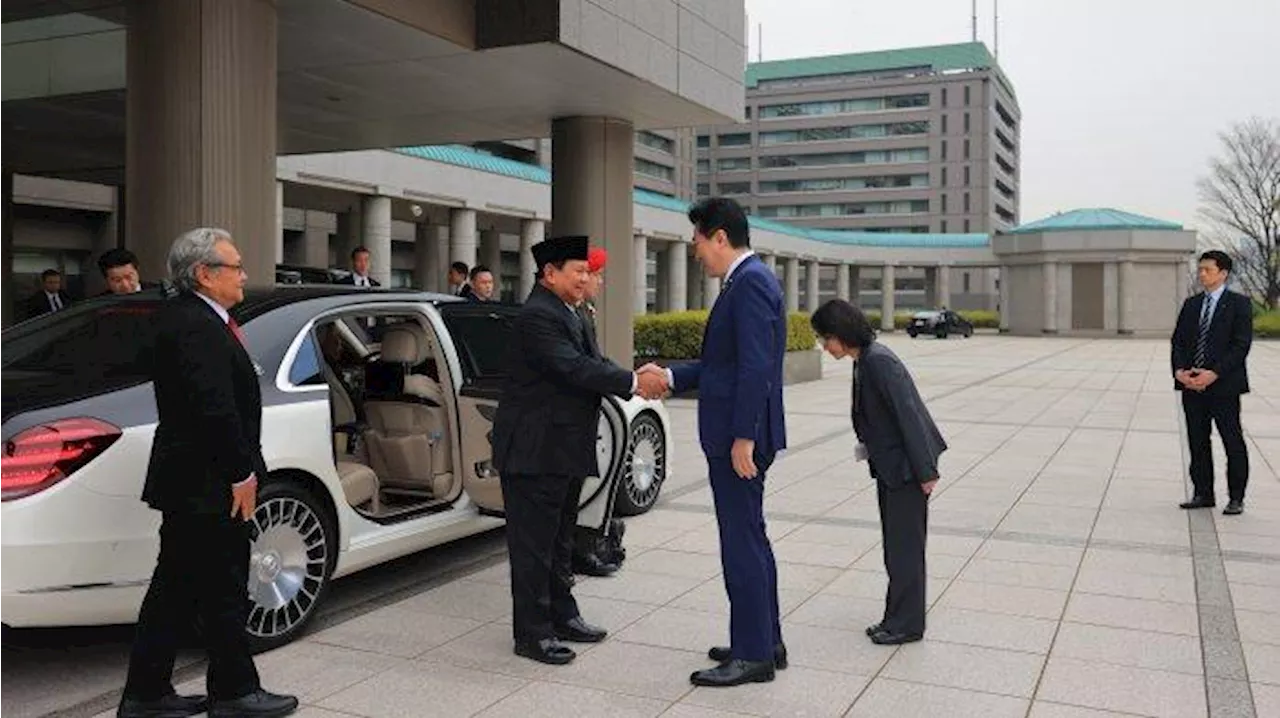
[123, 513, 260, 702]
[1183, 390, 1249, 501]
[876, 478, 928, 636]
[501, 473, 583, 643]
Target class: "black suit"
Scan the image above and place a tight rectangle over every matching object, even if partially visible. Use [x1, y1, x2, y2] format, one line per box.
[336, 274, 380, 287]
[491, 284, 632, 644]
[124, 292, 263, 703]
[1170, 288, 1253, 502]
[852, 341, 946, 637]
[456, 283, 475, 300]
[23, 289, 71, 319]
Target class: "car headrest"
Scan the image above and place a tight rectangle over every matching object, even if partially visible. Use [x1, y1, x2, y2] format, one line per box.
[380, 326, 422, 364]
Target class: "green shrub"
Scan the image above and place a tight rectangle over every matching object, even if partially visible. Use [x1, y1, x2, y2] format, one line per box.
[864, 311, 914, 330]
[958, 310, 1000, 328]
[634, 310, 817, 360]
[1256, 310, 1280, 338]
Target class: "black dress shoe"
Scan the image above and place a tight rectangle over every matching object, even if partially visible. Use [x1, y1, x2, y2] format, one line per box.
[208, 689, 298, 718]
[514, 637, 576, 665]
[865, 622, 882, 637]
[707, 642, 788, 669]
[574, 553, 620, 577]
[690, 659, 775, 687]
[117, 693, 208, 718]
[554, 616, 608, 643]
[1179, 496, 1215, 509]
[869, 628, 923, 645]
[1223, 499, 1244, 515]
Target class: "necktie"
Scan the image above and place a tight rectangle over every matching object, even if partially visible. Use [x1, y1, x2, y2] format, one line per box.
[227, 316, 247, 347]
[1194, 294, 1214, 366]
[50, 294, 62, 311]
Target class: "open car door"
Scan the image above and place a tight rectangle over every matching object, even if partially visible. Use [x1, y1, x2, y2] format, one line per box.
[438, 302, 629, 535]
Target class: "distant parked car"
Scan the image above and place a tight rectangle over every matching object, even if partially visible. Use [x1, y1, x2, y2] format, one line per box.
[907, 309, 973, 339]
[275, 264, 351, 285]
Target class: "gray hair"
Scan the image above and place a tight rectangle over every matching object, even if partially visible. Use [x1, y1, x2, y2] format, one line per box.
[167, 227, 233, 291]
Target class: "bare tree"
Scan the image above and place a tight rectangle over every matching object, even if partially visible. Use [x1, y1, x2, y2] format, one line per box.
[1197, 117, 1280, 309]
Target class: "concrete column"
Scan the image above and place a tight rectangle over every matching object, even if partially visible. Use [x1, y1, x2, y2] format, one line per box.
[275, 180, 285, 265]
[551, 116, 635, 364]
[849, 265, 862, 305]
[687, 256, 702, 310]
[336, 203, 363, 261]
[1043, 261, 1059, 334]
[836, 263, 851, 302]
[785, 257, 800, 313]
[937, 264, 952, 308]
[763, 253, 778, 273]
[881, 264, 896, 331]
[449, 208, 477, 269]
[86, 199, 122, 296]
[480, 227, 502, 293]
[998, 265, 1011, 332]
[1117, 260, 1135, 335]
[665, 242, 688, 312]
[125, 0, 278, 286]
[518, 218, 542, 300]
[2, 170, 13, 327]
[633, 234, 648, 314]
[924, 267, 939, 308]
[362, 195, 392, 287]
[427, 225, 450, 293]
[805, 259, 820, 312]
[413, 223, 434, 290]
[302, 211, 329, 269]
[703, 275, 721, 308]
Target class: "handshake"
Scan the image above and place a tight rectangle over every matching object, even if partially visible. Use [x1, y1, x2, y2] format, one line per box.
[632, 363, 671, 400]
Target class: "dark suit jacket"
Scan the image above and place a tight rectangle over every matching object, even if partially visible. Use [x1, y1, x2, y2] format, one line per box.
[578, 302, 600, 355]
[1170, 289, 1252, 395]
[456, 283, 475, 300]
[142, 292, 266, 514]
[336, 274, 380, 287]
[852, 341, 947, 488]
[492, 284, 633, 478]
[96, 281, 160, 298]
[23, 290, 71, 320]
[670, 255, 787, 459]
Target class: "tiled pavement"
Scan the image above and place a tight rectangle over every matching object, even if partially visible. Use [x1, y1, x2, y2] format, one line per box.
[119, 336, 1280, 717]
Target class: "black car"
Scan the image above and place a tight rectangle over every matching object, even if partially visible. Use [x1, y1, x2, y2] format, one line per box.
[906, 309, 974, 339]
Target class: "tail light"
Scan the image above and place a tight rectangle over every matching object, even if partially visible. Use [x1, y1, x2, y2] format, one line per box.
[2, 418, 122, 501]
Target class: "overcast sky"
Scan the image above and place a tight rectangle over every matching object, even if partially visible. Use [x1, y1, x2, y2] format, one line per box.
[741, 0, 1280, 231]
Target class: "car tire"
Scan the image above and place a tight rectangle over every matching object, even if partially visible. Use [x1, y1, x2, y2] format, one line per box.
[907, 328, 918, 338]
[244, 478, 337, 653]
[964, 326, 973, 338]
[614, 413, 667, 516]
[935, 326, 948, 339]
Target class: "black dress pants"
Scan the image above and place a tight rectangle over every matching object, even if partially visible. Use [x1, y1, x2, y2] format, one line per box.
[876, 478, 929, 636]
[501, 473, 583, 643]
[123, 513, 261, 702]
[1182, 390, 1249, 501]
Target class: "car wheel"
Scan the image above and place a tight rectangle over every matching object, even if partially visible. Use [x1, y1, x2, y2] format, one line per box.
[614, 413, 667, 516]
[245, 479, 336, 653]
[935, 326, 948, 339]
[964, 325, 973, 338]
[907, 328, 918, 338]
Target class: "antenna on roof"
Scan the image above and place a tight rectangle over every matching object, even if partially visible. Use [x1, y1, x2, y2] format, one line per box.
[993, 0, 1000, 59]
[758, 23, 763, 62]
[971, 0, 977, 42]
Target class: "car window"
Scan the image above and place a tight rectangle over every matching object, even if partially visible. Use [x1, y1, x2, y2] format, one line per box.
[442, 309, 515, 381]
[3, 296, 161, 379]
[288, 331, 325, 386]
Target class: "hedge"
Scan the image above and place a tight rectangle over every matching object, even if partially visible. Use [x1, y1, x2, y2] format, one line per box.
[1256, 310, 1280, 338]
[634, 310, 817, 360]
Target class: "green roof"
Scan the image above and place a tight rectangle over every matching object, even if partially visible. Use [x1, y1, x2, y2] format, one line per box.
[1009, 208, 1184, 234]
[745, 42, 1017, 100]
[391, 144, 990, 249]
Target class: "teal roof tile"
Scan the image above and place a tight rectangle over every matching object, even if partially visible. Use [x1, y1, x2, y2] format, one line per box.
[392, 144, 990, 249]
[1009, 208, 1183, 234]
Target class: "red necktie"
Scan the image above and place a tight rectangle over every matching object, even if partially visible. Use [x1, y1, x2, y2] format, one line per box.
[226, 316, 247, 347]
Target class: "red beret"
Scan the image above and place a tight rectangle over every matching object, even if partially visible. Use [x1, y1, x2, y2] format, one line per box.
[587, 247, 608, 272]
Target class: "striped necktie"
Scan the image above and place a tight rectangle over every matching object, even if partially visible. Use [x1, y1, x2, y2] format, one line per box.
[1193, 294, 1214, 366]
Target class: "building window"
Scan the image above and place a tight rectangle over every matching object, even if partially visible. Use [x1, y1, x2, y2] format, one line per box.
[755, 200, 929, 218]
[941, 140, 948, 160]
[757, 93, 929, 119]
[964, 85, 971, 106]
[744, 106, 752, 119]
[635, 157, 675, 182]
[757, 147, 928, 169]
[718, 182, 751, 195]
[963, 192, 971, 213]
[963, 273, 971, 292]
[941, 87, 948, 107]
[758, 121, 928, 145]
[940, 219, 948, 232]
[963, 165, 971, 186]
[941, 114, 948, 134]
[696, 159, 710, 172]
[964, 139, 971, 159]
[718, 133, 752, 146]
[697, 135, 710, 148]
[757, 174, 929, 193]
[696, 182, 710, 196]
[941, 194, 948, 213]
[637, 131, 675, 154]
[963, 112, 971, 133]
[940, 168, 947, 187]
[716, 157, 752, 172]
[964, 219, 971, 232]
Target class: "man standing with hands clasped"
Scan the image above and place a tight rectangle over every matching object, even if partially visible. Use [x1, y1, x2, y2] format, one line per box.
[491, 235, 666, 666]
[639, 197, 788, 688]
[1172, 250, 1253, 515]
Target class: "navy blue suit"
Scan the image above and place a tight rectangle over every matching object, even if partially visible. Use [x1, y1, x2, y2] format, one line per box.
[670, 253, 787, 662]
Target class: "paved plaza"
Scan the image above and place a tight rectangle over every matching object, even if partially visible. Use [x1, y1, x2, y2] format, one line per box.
[105, 335, 1279, 718]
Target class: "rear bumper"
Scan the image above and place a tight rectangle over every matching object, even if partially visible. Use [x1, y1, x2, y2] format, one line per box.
[2, 583, 146, 628]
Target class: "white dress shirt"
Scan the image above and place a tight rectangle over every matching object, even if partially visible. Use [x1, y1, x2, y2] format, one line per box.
[46, 292, 64, 311]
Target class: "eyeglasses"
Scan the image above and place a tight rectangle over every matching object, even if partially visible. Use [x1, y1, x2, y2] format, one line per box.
[206, 262, 246, 275]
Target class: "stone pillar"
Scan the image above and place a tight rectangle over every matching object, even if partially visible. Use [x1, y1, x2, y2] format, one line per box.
[1117, 260, 1135, 335]
[687, 256, 702, 310]
[1, 170, 13, 327]
[413, 223, 434, 290]
[999, 265, 1011, 332]
[86, 190, 122, 296]
[937, 264, 952, 308]
[449, 208, 477, 269]
[336, 203, 363, 262]
[362, 195, 392, 287]
[125, 0, 278, 286]
[763, 253, 777, 273]
[275, 180, 285, 265]
[805, 259, 820, 312]
[1043, 261, 1059, 334]
[665, 242, 688, 312]
[551, 116, 635, 364]
[849, 265, 862, 305]
[480, 227, 502, 294]
[302, 211, 329, 268]
[427, 225, 450, 293]
[924, 266, 939, 308]
[518, 218, 542, 300]
[836, 263, 851, 302]
[881, 264, 896, 331]
[703, 275, 721, 308]
[633, 234, 648, 314]
[785, 257, 800, 313]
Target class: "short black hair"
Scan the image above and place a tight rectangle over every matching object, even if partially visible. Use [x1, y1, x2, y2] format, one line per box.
[469, 264, 492, 280]
[41, 268, 61, 280]
[810, 299, 876, 349]
[350, 245, 370, 259]
[1199, 250, 1233, 274]
[688, 196, 750, 249]
[98, 247, 138, 277]
[450, 261, 469, 275]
